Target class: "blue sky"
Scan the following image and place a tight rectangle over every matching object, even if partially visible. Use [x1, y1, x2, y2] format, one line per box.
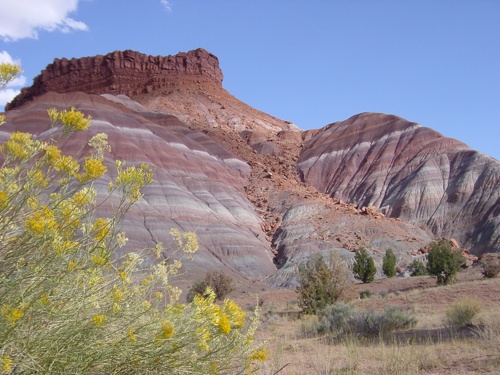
[1, 0, 499, 160]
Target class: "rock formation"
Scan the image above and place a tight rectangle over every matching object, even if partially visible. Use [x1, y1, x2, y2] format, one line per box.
[297, 113, 500, 254]
[6, 49, 223, 110]
[3, 49, 499, 289]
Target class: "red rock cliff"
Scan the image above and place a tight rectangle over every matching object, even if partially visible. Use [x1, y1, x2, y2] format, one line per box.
[6, 48, 223, 110]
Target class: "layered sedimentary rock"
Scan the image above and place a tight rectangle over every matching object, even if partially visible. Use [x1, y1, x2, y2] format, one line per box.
[6, 49, 223, 110]
[3, 92, 276, 282]
[298, 113, 500, 254]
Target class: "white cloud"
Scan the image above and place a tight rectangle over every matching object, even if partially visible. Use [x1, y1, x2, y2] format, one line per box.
[0, 0, 88, 41]
[0, 51, 27, 108]
[160, 0, 172, 13]
[0, 50, 18, 64]
[0, 88, 20, 108]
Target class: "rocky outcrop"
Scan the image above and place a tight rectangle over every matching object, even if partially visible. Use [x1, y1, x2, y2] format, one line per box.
[6, 49, 223, 110]
[297, 113, 500, 254]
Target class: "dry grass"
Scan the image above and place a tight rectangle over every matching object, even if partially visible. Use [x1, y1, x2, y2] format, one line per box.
[252, 271, 500, 374]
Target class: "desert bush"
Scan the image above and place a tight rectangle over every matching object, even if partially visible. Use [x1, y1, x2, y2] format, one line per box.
[382, 248, 397, 278]
[352, 248, 377, 284]
[480, 253, 500, 278]
[445, 298, 482, 328]
[187, 271, 235, 302]
[296, 252, 349, 314]
[306, 303, 416, 340]
[316, 302, 357, 338]
[0, 67, 266, 374]
[360, 289, 372, 299]
[426, 239, 465, 285]
[353, 305, 417, 337]
[408, 259, 428, 276]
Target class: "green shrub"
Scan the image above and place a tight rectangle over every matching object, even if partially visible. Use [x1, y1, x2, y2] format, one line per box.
[187, 271, 235, 302]
[382, 248, 397, 278]
[352, 248, 377, 283]
[445, 298, 482, 328]
[296, 252, 349, 314]
[0, 67, 266, 374]
[427, 239, 465, 285]
[408, 259, 428, 276]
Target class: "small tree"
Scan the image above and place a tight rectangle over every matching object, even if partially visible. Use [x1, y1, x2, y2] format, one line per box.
[187, 271, 234, 302]
[352, 248, 377, 283]
[382, 248, 397, 278]
[408, 259, 428, 276]
[297, 252, 349, 314]
[426, 239, 465, 285]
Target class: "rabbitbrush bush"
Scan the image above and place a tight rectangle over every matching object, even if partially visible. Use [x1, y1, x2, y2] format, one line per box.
[303, 303, 417, 340]
[0, 68, 266, 374]
[445, 298, 482, 329]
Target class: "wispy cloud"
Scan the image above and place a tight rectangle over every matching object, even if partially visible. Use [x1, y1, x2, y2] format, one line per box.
[0, 51, 26, 108]
[160, 0, 172, 13]
[0, 0, 88, 41]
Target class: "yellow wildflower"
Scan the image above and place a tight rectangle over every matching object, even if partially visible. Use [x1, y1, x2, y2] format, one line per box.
[153, 291, 163, 300]
[80, 157, 107, 181]
[210, 362, 218, 374]
[92, 218, 110, 242]
[218, 312, 231, 334]
[53, 239, 78, 256]
[249, 348, 268, 363]
[59, 107, 92, 134]
[2, 305, 24, 326]
[224, 299, 246, 329]
[67, 260, 77, 271]
[196, 327, 211, 351]
[26, 196, 39, 210]
[54, 155, 80, 176]
[141, 300, 152, 311]
[156, 320, 174, 340]
[72, 187, 95, 206]
[112, 286, 124, 302]
[1, 354, 13, 374]
[24, 206, 57, 235]
[112, 303, 121, 314]
[3, 132, 40, 159]
[47, 108, 59, 125]
[92, 314, 107, 327]
[128, 328, 137, 343]
[0, 191, 8, 209]
[140, 275, 154, 286]
[40, 293, 50, 306]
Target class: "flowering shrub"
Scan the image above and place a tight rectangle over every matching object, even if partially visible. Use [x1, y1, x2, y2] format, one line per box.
[0, 66, 266, 374]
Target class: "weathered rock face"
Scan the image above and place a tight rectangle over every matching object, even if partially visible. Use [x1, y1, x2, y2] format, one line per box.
[3, 92, 276, 282]
[297, 113, 500, 254]
[6, 49, 223, 110]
